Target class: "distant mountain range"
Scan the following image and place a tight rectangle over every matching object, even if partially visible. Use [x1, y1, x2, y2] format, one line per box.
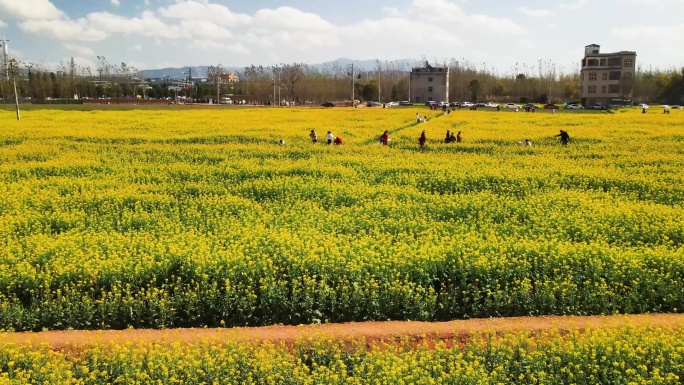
[140, 58, 421, 80]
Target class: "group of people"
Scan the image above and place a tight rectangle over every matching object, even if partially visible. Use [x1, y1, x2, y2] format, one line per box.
[305, 124, 570, 149]
[308, 130, 343, 145]
[416, 113, 429, 124]
[444, 130, 462, 143]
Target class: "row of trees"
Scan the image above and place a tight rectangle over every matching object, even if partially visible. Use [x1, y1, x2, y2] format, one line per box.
[1, 57, 682, 105]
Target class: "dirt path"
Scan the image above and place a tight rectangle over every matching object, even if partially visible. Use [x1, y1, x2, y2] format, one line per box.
[3, 314, 683, 350]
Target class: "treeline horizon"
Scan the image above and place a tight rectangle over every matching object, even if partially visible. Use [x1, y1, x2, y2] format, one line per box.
[2, 56, 683, 105]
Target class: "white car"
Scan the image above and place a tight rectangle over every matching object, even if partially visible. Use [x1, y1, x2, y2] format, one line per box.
[661, 105, 670, 109]
[485, 102, 499, 108]
[386, 101, 399, 107]
[503, 103, 520, 109]
[637, 103, 649, 109]
[462, 102, 474, 107]
[565, 104, 584, 110]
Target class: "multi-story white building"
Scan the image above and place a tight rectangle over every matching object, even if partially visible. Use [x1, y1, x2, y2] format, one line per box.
[580, 44, 636, 107]
[410, 63, 449, 104]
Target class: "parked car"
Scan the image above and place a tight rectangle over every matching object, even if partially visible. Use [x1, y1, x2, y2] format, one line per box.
[671, 105, 682, 109]
[543, 104, 560, 109]
[321, 102, 335, 107]
[503, 103, 520, 109]
[485, 102, 499, 108]
[425, 101, 437, 107]
[637, 103, 649, 109]
[476, 102, 487, 108]
[523, 103, 537, 110]
[661, 105, 671, 109]
[590, 104, 607, 110]
[449, 102, 461, 107]
[386, 101, 399, 107]
[565, 104, 584, 109]
[399, 101, 413, 106]
[461, 102, 474, 107]
[438, 101, 449, 107]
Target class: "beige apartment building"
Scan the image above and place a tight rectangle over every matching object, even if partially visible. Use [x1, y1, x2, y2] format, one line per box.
[410, 63, 449, 104]
[580, 44, 636, 107]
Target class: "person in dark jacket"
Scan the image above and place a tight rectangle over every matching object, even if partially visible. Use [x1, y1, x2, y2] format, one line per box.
[418, 130, 426, 150]
[556, 130, 570, 146]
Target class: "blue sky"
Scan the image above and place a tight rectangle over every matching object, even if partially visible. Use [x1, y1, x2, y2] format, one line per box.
[1, 0, 683, 73]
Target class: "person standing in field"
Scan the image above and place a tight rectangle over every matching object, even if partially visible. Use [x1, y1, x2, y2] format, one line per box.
[416, 113, 421, 124]
[380, 130, 389, 145]
[456, 131, 462, 143]
[445, 130, 451, 143]
[327, 131, 335, 145]
[310, 130, 318, 143]
[418, 130, 427, 150]
[556, 130, 570, 146]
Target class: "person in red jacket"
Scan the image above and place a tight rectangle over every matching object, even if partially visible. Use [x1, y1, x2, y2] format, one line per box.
[334, 136, 343, 145]
[380, 130, 389, 145]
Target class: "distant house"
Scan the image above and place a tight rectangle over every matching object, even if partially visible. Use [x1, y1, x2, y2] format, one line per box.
[209, 72, 238, 84]
[580, 44, 636, 107]
[410, 63, 449, 104]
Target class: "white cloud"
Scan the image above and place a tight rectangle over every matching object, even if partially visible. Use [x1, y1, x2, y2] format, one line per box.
[19, 18, 109, 41]
[611, 24, 684, 40]
[519, 7, 554, 18]
[158, 1, 251, 26]
[630, 0, 684, 3]
[132, 45, 142, 51]
[560, 0, 589, 11]
[111, 0, 120, 6]
[0, 19, 6, 28]
[253, 7, 335, 32]
[382, 7, 404, 17]
[0, 0, 63, 20]
[63, 43, 94, 57]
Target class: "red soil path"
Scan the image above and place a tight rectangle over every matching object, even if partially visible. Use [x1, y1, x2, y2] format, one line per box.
[2, 314, 683, 350]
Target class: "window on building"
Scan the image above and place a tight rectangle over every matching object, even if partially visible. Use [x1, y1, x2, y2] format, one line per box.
[624, 59, 633, 67]
[609, 71, 621, 81]
[427, 96, 433, 101]
[608, 84, 620, 93]
[588, 86, 597, 94]
[600, 59, 607, 66]
[602, 72, 608, 81]
[589, 72, 597, 81]
[623, 72, 632, 79]
[428, 86, 433, 92]
[428, 77, 433, 82]
[608, 57, 621, 66]
[587, 59, 599, 66]
[601, 85, 607, 94]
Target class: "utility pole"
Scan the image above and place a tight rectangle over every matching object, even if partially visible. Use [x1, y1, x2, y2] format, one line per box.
[188, 67, 192, 101]
[278, 71, 281, 107]
[408, 64, 411, 103]
[1, 37, 9, 81]
[351, 63, 354, 106]
[141, 71, 145, 99]
[377, 60, 381, 103]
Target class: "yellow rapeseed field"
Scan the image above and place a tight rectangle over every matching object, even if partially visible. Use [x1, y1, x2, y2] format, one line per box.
[0, 325, 683, 384]
[0, 107, 683, 330]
